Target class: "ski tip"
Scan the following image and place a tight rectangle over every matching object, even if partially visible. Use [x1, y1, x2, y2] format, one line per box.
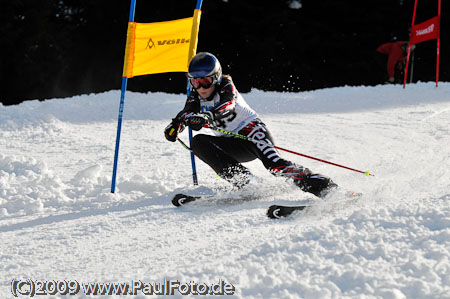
[171, 194, 185, 207]
[171, 193, 200, 207]
[267, 205, 284, 219]
[267, 204, 308, 219]
[171, 193, 190, 207]
[267, 205, 301, 219]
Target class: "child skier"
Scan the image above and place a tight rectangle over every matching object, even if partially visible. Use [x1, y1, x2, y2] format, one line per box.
[164, 52, 336, 197]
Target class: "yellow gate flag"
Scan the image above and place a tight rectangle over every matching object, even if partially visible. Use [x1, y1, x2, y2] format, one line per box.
[123, 9, 201, 78]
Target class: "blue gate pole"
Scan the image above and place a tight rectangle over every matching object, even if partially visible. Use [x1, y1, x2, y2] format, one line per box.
[187, 84, 198, 185]
[111, 0, 137, 193]
[187, 0, 204, 185]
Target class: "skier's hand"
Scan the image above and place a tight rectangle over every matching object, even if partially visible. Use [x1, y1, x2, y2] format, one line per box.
[164, 119, 183, 142]
[187, 113, 213, 131]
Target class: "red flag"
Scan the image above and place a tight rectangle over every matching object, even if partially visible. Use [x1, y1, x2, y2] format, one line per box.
[410, 16, 440, 45]
[404, 0, 441, 88]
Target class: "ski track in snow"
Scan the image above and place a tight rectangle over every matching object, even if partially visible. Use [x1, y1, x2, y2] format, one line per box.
[1, 82, 450, 298]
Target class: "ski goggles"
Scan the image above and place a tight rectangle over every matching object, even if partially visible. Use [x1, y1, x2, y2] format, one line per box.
[189, 77, 214, 89]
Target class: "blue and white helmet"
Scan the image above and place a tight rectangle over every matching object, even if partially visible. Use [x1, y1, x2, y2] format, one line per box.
[187, 52, 222, 86]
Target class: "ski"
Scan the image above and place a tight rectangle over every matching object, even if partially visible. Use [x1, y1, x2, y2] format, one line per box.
[171, 193, 202, 207]
[266, 204, 309, 219]
[267, 189, 362, 219]
[171, 192, 259, 207]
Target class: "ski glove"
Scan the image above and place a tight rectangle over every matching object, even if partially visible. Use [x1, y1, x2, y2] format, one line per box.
[187, 112, 213, 131]
[164, 118, 184, 142]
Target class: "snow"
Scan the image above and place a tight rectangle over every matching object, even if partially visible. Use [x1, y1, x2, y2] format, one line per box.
[1, 82, 450, 298]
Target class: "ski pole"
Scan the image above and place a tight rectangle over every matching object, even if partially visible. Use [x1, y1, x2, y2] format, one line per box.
[177, 137, 192, 151]
[210, 126, 374, 177]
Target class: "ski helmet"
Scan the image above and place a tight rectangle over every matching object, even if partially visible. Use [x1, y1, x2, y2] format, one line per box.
[187, 52, 222, 88]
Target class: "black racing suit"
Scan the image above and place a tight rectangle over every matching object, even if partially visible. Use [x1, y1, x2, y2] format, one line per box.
[170, 75, 336, 197]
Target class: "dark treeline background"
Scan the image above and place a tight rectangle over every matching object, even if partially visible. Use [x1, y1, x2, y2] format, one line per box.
[1, 0, 447, 105]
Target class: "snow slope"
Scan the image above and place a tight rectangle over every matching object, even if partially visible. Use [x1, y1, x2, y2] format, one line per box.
[1, 82, 450, 298]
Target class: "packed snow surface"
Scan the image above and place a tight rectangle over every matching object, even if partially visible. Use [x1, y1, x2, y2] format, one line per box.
[1, 82, 450, 298]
